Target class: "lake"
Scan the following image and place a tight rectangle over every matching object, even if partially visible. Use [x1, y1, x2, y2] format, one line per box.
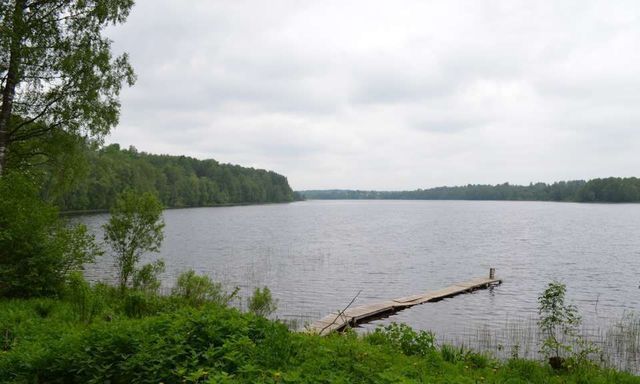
[79, 200, 640, 370]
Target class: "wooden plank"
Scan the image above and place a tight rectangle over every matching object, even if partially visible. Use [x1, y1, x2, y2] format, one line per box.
[307, 274, 502, 335]
[391, 277, 500, 306]
[393, 293, 425, 303]
[309, 312, 353, 335]
[345, 301, 396, 321]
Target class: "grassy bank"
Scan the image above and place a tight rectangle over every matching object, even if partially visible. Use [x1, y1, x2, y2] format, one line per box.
[1, 293, 638, 384]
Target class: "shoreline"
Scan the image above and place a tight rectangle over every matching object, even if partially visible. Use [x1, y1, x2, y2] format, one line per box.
[59, 200, 298, 216]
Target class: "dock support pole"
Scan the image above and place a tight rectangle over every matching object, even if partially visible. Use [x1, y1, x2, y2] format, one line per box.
[489, 268, 495, 279]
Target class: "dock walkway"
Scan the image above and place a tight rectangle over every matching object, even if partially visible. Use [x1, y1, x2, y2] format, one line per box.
[307, 273, 501, 335]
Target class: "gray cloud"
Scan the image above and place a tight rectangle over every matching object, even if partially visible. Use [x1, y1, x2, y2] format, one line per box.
[106, 0, 640, 189]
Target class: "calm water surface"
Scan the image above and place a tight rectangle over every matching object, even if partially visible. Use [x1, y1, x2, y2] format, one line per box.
[80, 200, 640, 365]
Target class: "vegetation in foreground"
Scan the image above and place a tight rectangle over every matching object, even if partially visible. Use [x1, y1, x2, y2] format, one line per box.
[1, 289, 639, 384]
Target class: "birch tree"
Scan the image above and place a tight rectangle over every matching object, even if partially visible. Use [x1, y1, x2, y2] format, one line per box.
[0, 0, 135, 175]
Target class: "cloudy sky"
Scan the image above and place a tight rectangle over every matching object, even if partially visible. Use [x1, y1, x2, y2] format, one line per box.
[106, 1, 640, 190]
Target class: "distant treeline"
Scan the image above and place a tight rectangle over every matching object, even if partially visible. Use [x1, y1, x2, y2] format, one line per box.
[54, 144, 298, 211]
[299, 178, 640, 203]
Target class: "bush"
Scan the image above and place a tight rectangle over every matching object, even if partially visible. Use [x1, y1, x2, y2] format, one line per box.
[465, 351, 490, 369]
[172, 270, 238, 307]
[366, 322, 436, 357]
[33, 300, 55, 318]
[248, 286, 278, 317]
[65, 272, 105, 323]
[0, 173, 101, 297]
[123, 291, 158, 318]
[132, 260, 165, 294]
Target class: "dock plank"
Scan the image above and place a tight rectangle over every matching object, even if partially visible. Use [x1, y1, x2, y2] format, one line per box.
[307, 275, 501, 335]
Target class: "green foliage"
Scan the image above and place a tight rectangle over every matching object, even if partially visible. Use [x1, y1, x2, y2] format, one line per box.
[441, 343, 468, 363]
[132, 260, 165, 295]
[0, 0, 135, 174]
[366, 322, 436, 357]
[122, 291, 158, 318]
[65, 272, 104, 324]
[58, 222, 105, 274]
[538, 281, 580, 362]
[538, 281, 599, 369]
[465, 350, 490, 369]
[0, 173, 101, 297]
[55, 144, 296, 210]
[247, 286, 278, 317]
[6, 123, 94, 200]
[505, 358, 550, 382]
[103, 191, 165, 291]
[172, 270, 239, 307]
[7, 137, 295, 213]
[32, 300, 54, 319]
[576, 177, 640, 202]
[2, 298, 637, 384]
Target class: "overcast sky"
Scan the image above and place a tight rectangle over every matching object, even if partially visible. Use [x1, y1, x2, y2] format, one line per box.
[106, 1, 640, 190]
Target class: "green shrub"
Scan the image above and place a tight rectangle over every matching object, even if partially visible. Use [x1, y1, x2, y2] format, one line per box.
[123, 291, 158, 318]
[33, 300, 55, 318]
[172, 270, 238, 307]
[132, 260, 165, 294]
[65, 272, 104, 323]
[0, 173, 101, 297]
[465, 351, 490, 369]
[366, 322, 436, 357]
[247, 286, 278, 317]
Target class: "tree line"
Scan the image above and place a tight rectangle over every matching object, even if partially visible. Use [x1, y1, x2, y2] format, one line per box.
[299, 177, 640, 202]
[53, 144, 297, 211]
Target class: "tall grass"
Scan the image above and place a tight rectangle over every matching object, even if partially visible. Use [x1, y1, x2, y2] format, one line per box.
[441, 313, 640, 374]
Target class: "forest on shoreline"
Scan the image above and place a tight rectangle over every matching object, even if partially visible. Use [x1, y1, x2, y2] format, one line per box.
[300, 177, 640, 202]
[49, 144, 298, 211]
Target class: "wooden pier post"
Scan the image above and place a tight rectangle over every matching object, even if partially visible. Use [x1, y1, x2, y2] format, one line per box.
[489, 268, 495, 279]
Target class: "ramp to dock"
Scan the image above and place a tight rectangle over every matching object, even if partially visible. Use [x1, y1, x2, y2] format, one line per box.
[307, 271, 501, 335]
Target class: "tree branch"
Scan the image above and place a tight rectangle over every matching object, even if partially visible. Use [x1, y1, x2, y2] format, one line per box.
[319, 290, 362, 335]
[7, 93, 65, 137]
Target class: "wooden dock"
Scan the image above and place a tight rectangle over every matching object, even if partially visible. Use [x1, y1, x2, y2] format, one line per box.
[307, 270, 502, 335]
